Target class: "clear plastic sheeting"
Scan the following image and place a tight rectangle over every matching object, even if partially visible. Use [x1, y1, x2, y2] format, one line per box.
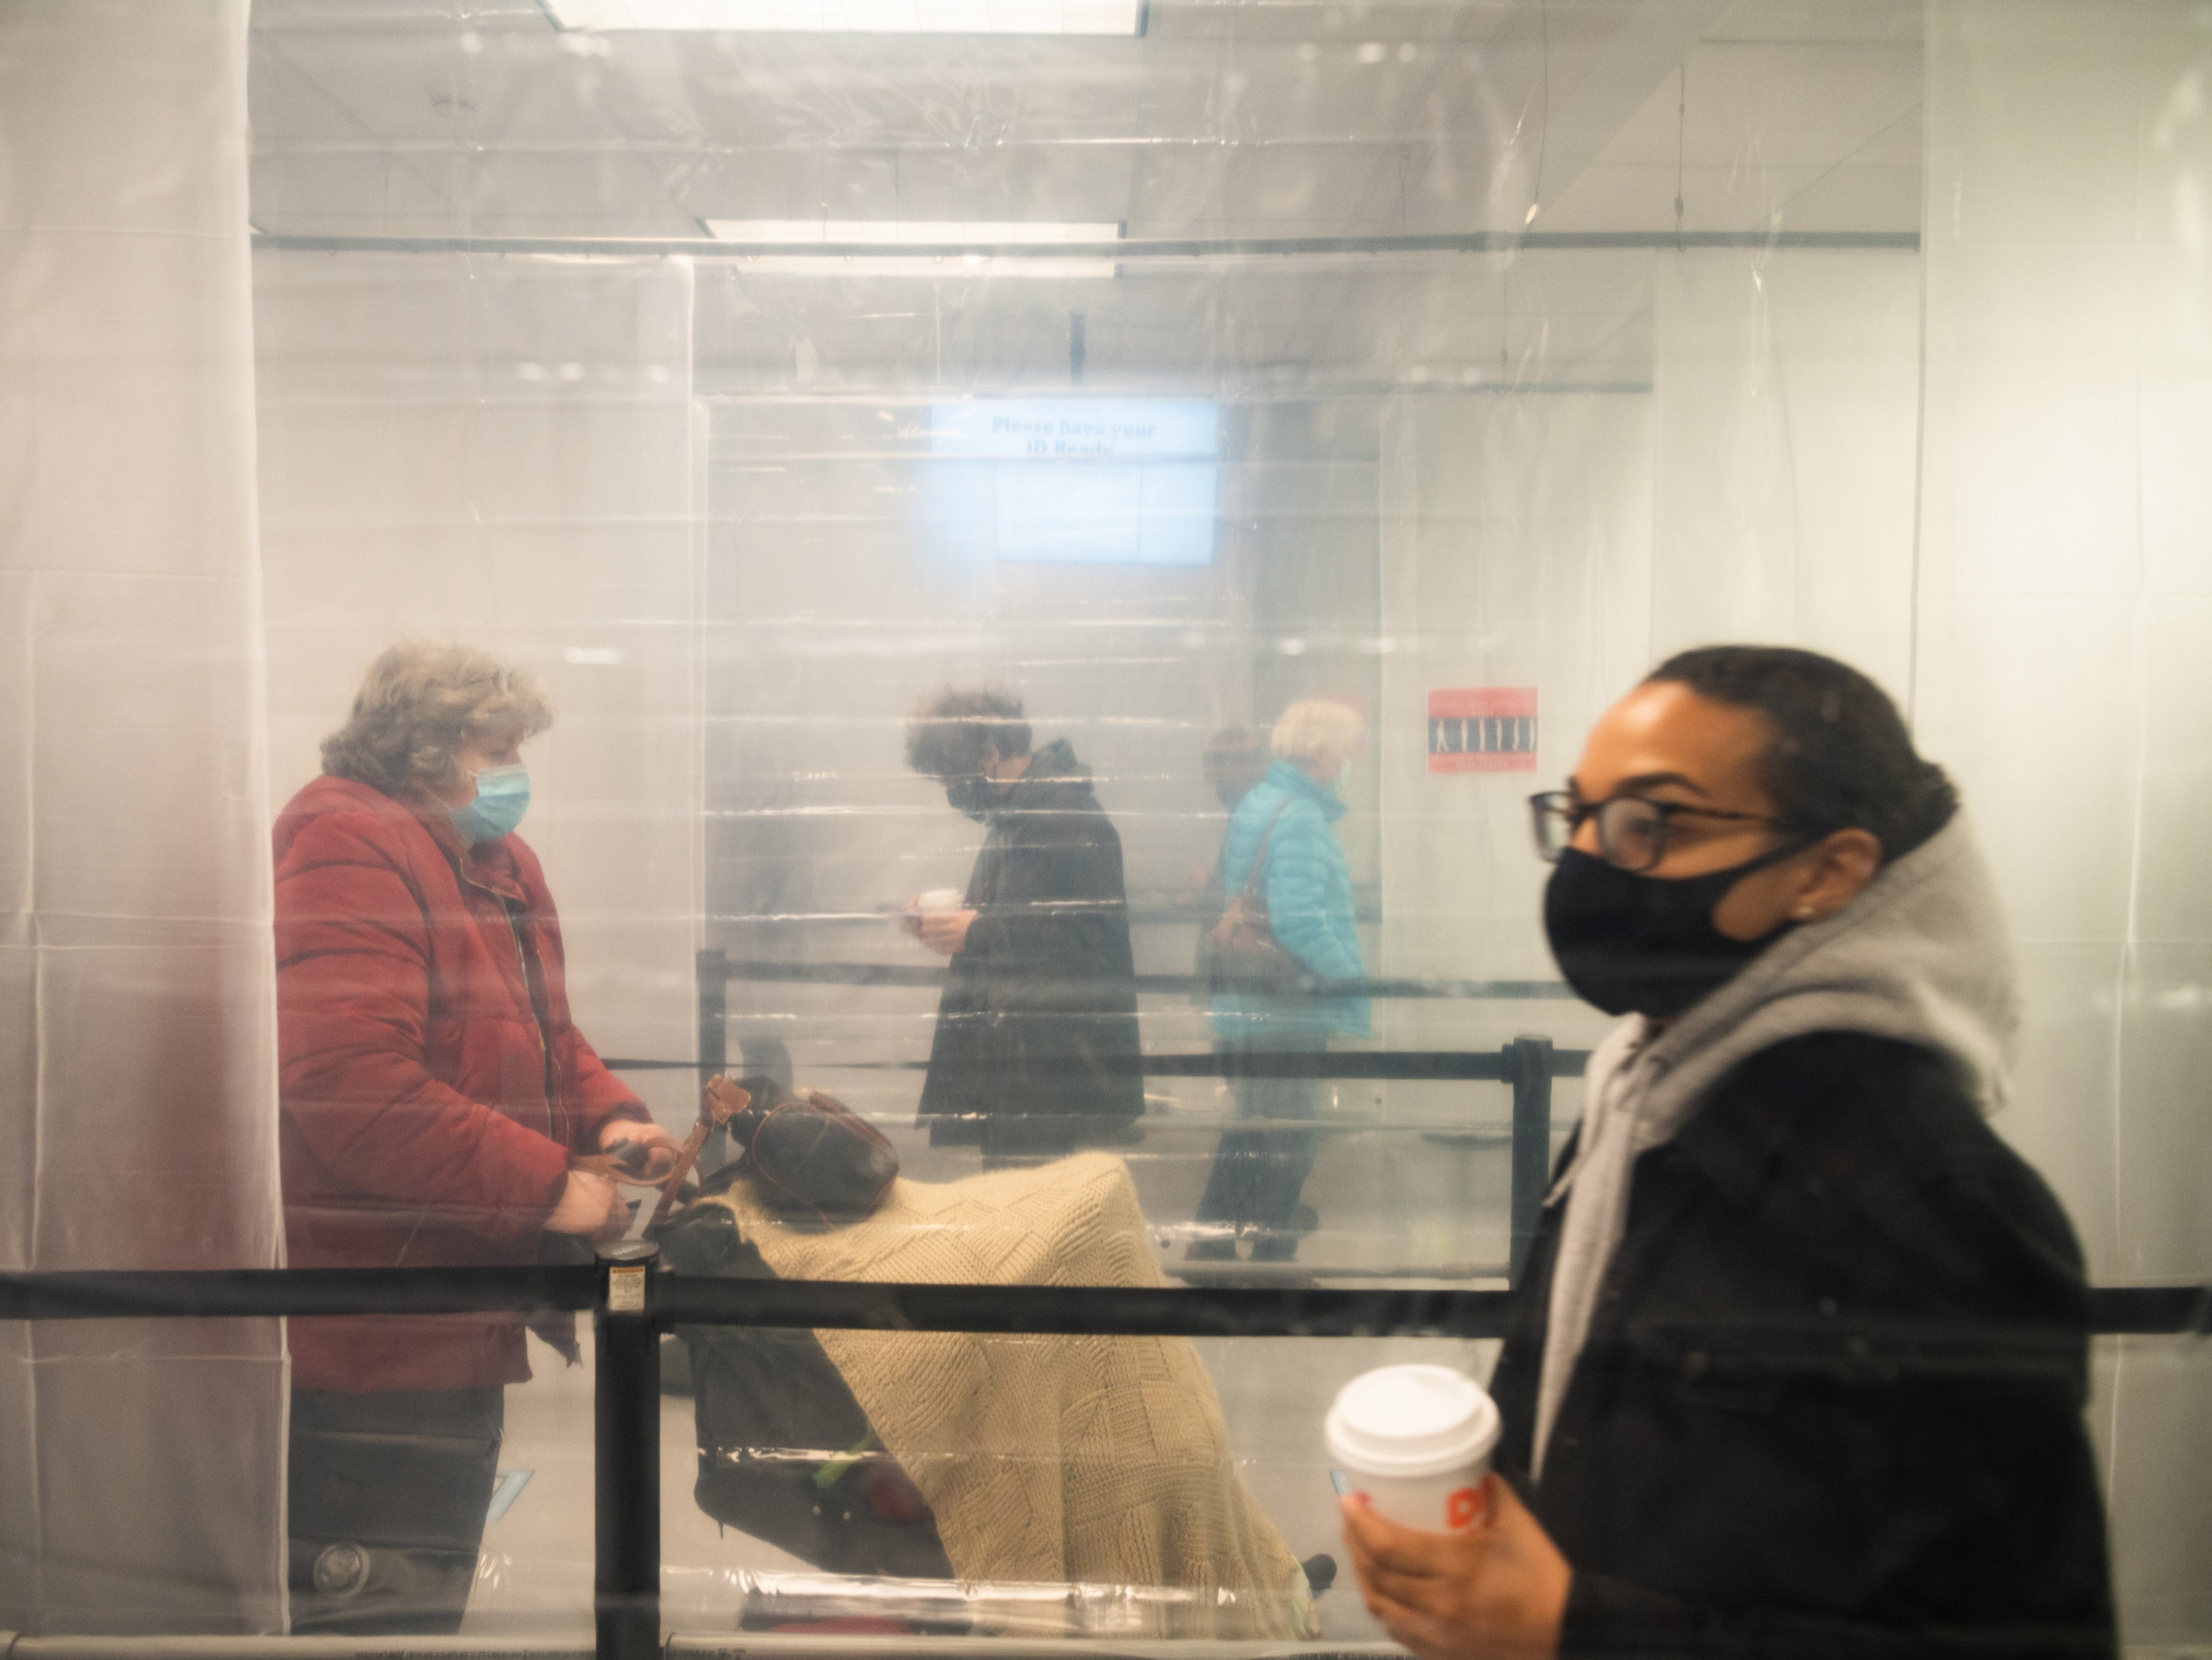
[694, 1570, 1314, 1641]
[0, 0, 2205, 1650]
[450, 1330, 1481, 1641]
[1, 0, 286, 1636]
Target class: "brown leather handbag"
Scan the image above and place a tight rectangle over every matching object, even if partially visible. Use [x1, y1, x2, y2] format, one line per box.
[630, 1075, 901, 1236]
[738, 1079, 900, 1225]
[1197, 800, 1308, 997]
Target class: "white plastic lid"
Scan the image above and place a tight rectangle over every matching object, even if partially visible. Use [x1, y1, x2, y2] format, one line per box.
[1324, 1364, 1501, 1478]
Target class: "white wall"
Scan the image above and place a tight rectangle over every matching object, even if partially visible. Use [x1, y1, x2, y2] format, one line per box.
[1369, 246, 1925, 1066]
[1375, 387, 1655, 1052]
[1649, 250, 1925, 695]
[253, 253, 704, 1135]
[1363, 384, 1655, 1272]
[1914, 0, 2212, 1638]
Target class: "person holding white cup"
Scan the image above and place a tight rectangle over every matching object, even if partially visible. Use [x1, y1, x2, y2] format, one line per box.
[1341, 648, 2112, 1660]
[903, 886, 967, 954]
[901, 685, 1144, 1164]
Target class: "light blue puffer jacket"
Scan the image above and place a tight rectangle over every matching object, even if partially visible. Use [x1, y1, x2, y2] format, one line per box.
[1208, 761, 1370, 1039]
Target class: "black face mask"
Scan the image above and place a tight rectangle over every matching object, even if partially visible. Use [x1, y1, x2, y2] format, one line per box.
[945, 775, 1000, 822]
[1542, 844, 1803, 1019]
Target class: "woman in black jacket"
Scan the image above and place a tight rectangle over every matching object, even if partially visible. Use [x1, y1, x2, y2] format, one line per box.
[1343, 646, 2114, 1658]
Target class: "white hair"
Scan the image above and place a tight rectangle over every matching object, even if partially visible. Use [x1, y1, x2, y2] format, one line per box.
[1270, 699, 1364, 765]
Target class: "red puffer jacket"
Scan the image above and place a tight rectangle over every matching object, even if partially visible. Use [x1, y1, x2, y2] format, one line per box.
[275, 774, 651, 1391]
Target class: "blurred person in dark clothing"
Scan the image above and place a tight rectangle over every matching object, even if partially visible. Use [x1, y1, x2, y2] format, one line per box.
[1341, 646, 2113, 1659]
[1203, 726, 1269, 816]
[1184, 726, 1272, 924]
[903, 686, 1142, 1163]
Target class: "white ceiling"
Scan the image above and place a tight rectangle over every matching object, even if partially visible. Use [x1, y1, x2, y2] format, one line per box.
[247, 0, 1923, 390]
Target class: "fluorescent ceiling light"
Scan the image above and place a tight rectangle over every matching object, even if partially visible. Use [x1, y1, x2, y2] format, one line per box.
[706, 219, 1121, 245]
[546, 1, 1144, 35]
[704, 218, 1121, 278]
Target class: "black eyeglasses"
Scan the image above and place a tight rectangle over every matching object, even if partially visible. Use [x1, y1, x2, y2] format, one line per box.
[1527, 791, 1796, 874]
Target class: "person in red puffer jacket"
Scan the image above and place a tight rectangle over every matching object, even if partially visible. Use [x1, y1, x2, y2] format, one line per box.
[275, 640, 683, 1637]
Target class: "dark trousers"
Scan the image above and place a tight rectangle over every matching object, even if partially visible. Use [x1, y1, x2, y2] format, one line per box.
[1192, 1032, 1325, 1262]
[288, 1385, 504, 1636]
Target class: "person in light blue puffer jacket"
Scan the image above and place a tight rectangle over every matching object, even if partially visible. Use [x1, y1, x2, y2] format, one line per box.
[1190, 700, 1370, 1265]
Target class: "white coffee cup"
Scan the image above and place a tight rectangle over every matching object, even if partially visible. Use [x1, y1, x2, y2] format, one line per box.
[1325, 1364, 1501, 1534]
[916, 887, 963, 916]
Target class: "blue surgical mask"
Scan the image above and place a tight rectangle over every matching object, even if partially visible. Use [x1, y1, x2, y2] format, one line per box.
[449, 763, 530, 845]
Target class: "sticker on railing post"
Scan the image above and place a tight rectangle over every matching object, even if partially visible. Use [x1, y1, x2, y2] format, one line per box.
[607, 1262, 648, 1312]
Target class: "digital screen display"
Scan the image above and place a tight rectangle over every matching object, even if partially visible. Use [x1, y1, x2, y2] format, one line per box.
[927, 399, 1219, 566]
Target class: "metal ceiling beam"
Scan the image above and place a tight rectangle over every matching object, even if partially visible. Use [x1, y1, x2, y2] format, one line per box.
[253, 228, 1918, 256]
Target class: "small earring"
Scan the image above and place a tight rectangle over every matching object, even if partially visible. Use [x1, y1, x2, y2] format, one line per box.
[1793, 905, 1815, 921]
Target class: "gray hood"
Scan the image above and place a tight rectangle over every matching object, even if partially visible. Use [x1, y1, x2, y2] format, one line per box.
[1593, 807, 2020, 1141]
[1530, 813, 2020, 1476]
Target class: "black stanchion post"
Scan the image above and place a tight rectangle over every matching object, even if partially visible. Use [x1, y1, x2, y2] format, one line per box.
[1506, 1035, 1555, 1285]
[595, 1240, 661, 1660]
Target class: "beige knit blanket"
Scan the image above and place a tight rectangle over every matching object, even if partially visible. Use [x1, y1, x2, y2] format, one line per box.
[698, 1152, 1308, 1639]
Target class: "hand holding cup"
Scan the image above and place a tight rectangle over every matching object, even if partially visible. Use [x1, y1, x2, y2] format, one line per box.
[1341, 1477, 1570, 1660]
[1326, 1364, 1500, 1533]
[1328, 1365, 1567, 1660]
[909, 888, 973, 956]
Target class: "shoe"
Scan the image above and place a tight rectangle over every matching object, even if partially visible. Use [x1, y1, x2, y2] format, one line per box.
[1254, 1207, 1317, 1263]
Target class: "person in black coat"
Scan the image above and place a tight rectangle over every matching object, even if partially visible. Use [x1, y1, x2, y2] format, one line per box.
[1343, 646, 2114, 1659]
[903, 685, 1143, 1163]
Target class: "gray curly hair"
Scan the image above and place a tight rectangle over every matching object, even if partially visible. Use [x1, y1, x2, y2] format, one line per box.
[321, 640, 553, 794]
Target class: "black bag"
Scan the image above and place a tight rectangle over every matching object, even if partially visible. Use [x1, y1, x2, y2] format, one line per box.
[654, 1202, 954, 1582]
[1196, 800, 1308, 997]
[685, 1080, 902, 1239]
[729, 1077, 900, 1225]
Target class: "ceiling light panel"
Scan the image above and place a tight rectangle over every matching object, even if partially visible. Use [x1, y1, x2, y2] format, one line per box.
[545, 0, 1144, 35]
[705, 220, 1123, 245]
[704, 219, 1123, 277]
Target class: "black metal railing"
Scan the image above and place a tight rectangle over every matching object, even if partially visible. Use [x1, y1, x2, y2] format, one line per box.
[689, 949, 1587, 1278]
[2, 1261, 2205, 1660]
[693, 950, 1576, 1005]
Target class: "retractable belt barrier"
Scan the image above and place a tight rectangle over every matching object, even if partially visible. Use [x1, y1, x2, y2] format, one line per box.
[691, 948, 1578, 1004]
[2, 1263, 2204, 1660]
[684, 949, 1586, 1279]
[605, 1049, 1588, 1081]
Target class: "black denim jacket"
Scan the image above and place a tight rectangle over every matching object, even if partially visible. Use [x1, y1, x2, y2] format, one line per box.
[1489, 1031, 2117, 1658]
[918, 738, 1144, 1156]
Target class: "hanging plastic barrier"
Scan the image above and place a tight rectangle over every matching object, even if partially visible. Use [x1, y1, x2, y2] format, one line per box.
[3, 0, 2208, 1650]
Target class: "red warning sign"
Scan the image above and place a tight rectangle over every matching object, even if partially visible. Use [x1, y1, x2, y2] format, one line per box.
[1429, 687, 1537, 774]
